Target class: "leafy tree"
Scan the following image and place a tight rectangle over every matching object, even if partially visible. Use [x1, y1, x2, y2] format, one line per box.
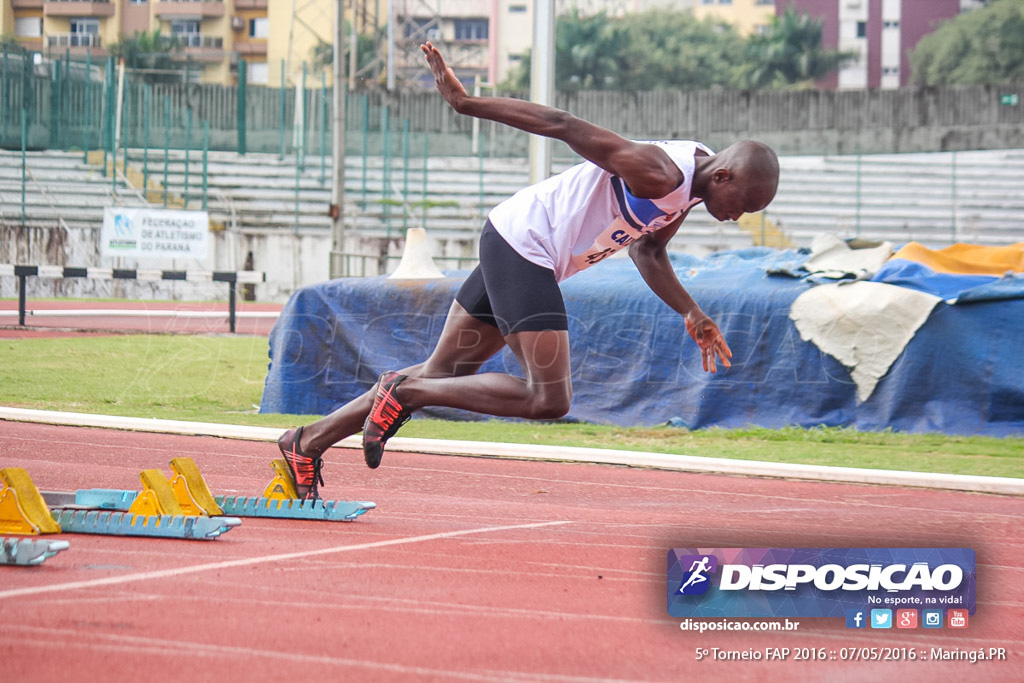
[618, 11, 748, 90]
[311, 27, 379, 87]
[1, 34, 27, 53]
[108, 30, 183, 84]
[742, 9, 854, 88]
[504, 9, 746, 91]
[910, 0, 1024, 85]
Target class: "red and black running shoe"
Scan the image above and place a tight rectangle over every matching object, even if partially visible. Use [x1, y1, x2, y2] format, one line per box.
[277, 426, 324, 501]
[363, 371, 413, 469]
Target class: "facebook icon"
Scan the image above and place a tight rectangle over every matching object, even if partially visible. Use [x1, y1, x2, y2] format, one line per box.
[845, 609, 867, 629]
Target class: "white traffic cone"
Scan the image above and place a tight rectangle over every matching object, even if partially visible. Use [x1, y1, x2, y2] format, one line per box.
[389, 227, 445, 279]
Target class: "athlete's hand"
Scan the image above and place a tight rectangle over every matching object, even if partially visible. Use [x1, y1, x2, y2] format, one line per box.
[421, 42, 468, 110]
[685, 313, 732, 373]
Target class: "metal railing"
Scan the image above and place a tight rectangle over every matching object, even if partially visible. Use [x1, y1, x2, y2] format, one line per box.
[47, 34, 102, 49]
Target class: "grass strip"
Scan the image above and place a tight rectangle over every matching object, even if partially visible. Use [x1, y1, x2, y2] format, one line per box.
[0, 334, 1021, 479]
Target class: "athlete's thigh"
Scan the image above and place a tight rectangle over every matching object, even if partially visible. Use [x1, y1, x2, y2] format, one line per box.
[504, 328, 572, 386]
[417, 300, 508, 378]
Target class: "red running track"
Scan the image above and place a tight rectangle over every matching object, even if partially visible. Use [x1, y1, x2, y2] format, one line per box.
[1, 420, 1022, 682]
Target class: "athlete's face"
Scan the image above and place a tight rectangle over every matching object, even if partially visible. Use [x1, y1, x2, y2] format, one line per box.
[703, 170, 771, 222]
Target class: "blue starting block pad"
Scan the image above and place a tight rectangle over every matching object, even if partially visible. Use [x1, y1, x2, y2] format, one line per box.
[1, 537, 70, 565]
[51, 509, 240, 540]
[74, 488, 375, 522]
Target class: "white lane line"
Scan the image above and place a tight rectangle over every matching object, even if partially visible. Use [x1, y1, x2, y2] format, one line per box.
[4, 406, 1022, 495]
[0, 520, 571, 600]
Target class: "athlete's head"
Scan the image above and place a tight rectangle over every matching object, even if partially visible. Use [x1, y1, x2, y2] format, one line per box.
[698, 140, 779, 222]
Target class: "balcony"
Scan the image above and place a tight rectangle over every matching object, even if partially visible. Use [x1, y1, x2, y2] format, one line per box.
[12, 0, 45, 8]
[172, 35, 225, 62]
[155, 0, 225, 19]
[233, 0, 268, 8]
[232, 40, 268, 57]
[44, 0, 115, 17]
[46, 33, 105, 55]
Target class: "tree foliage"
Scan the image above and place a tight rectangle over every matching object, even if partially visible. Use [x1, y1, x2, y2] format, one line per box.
[742, 9, 855, 88]
[503, 8, 846, 91]
[108, 30, 183, 84]
[311, 25, 378, 81]
[910, 0, 1024, 85]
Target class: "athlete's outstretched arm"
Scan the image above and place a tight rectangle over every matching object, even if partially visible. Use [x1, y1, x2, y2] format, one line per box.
[629, 217, 732, 373]
[421, 42, 682, 198]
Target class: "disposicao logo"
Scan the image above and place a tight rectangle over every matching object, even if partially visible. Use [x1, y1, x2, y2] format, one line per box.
[667, 548, 975, 619]
[675, 555, 718, 596]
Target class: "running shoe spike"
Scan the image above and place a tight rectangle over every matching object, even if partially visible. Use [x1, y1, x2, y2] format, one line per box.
[277, 426, 324, 501]
[362, 372, 413, 469]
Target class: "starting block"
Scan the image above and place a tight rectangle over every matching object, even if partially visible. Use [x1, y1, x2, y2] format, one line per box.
[72, 458, 376, 522]
[1, 537, 70, 566]
[2, 466, 240, 541]
[0, 468, 62, 535]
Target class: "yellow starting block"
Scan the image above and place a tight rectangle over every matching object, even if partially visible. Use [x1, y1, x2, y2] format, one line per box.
[169, 457, 224, 516]
[0, 467, 62, 535]
[262, 459, 300, 500]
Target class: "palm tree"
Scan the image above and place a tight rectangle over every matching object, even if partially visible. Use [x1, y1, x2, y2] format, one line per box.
[744, 9, 854, 89]
[109, 30, 183, 84]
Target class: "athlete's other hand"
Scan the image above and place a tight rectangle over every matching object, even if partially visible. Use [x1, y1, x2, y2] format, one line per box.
[421, 42, 468, 110]
[685, 313, 732, 373]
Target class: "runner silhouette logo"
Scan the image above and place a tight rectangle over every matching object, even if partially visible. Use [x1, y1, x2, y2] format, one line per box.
[676, 555, 719, 595]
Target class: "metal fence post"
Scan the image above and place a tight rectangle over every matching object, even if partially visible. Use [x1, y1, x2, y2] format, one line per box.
[82, 49, 92, 163]
[237, 59, 247, 156]
[184, 107, 192, 208]
[202, 121, 209, 211]
[21, 108, 27, 226]
[163, 95, 170, 208]
[279, 60, 286, 160]
[143, 85, 151, 196]
[1, 46, 7, 144]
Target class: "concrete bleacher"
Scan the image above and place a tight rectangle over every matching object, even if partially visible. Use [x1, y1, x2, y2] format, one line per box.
[2, 146, 1022, 298]
[0, 151, 150, 231]
[771, 149, 1024, 248]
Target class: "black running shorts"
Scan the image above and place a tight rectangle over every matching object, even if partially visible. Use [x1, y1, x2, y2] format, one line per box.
[455, 221, 568, 336]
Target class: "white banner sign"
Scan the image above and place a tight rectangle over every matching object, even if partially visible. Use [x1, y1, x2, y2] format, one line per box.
[101, 208, 209, 260]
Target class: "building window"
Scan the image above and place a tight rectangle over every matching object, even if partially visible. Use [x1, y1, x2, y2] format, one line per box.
[701, 0, 714, 5]
[719, 0, 732, 4]
[248, 62, 269, 85]
[856, 21, 867, 38]
[171, 20, 201, 47]
[508, 4, 527, 13]
[15, 17, 43, 38]
[69, 19, 100, 36]
[755, 0, 773, 5]
[249, 17, 269, 39]
[454, 19, 488, 41]
[883, 67, 899, 75]
[405, 18, 440, 41]
[883, 20, 899, 29]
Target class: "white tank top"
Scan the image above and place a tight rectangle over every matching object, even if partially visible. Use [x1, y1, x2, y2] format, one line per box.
[487, 140, 713, 282]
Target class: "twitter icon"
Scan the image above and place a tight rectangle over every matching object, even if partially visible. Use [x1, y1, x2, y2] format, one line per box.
[870, 609, 893, 629]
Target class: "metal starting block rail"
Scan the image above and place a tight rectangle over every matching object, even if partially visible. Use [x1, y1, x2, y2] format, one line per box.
[74, 489, 376, 522]
[72, 456, 376, 523]
[0, 457, 374, 552]
[1, 465, 241, 543]
[50, 509, 239, 540]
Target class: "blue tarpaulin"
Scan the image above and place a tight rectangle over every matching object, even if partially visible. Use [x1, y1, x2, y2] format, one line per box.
[260, 248, 1024, 436]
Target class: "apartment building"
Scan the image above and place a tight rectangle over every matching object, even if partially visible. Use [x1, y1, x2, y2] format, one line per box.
[693, 0, 776, 35]
[778, 0, 979, 89]
[0, 0, 366, 87]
